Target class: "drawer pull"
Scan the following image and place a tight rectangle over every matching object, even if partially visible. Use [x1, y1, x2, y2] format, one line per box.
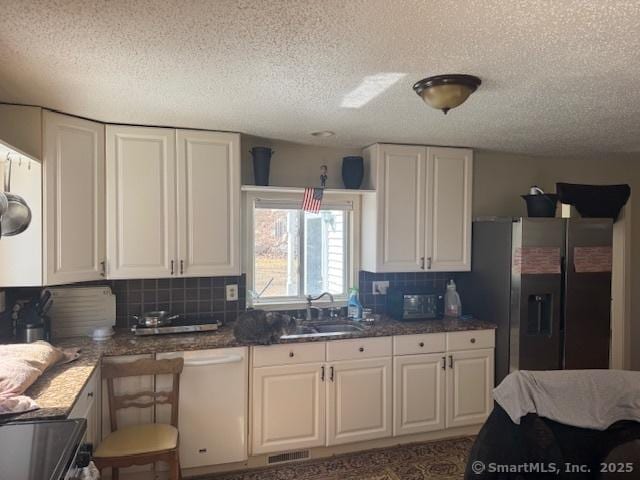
[330, 366, 334, 382]
[321, 365, 325, 381]
[419, 342, 424, 347]
[448, 355, 454, 368]
[87, 392, 94, 398]
[359, 347, 364, 352]
[442, 356, 446, 370]
[289, 352, 295, 358]
[470, 338, 476, 344]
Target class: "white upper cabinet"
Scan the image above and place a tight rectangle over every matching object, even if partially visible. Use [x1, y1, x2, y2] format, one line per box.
[374, 144, 425, 272]
[176, 130, 240, 277]
[106, 125, 240, 279]
[106, 126, 177, 279]
[43, 111, 105, 285]
[361, 144, 472, 273]
[426, 147, 473, 271]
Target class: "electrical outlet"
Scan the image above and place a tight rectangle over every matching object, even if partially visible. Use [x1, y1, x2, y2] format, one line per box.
[226, 284, 239, 301]
[372, 281, 389, 295]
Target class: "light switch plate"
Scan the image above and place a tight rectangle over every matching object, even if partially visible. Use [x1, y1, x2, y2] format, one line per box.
[226, 284, 239, 301]
[372, 281, 389, 295]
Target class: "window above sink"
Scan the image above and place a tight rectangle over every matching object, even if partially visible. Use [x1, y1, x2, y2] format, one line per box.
[244, 191, 361, 310]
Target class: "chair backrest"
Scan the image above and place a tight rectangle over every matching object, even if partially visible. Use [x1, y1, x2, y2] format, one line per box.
[102, 357, 184, 432]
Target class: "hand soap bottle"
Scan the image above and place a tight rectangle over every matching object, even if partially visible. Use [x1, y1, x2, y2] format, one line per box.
[444, 279, 462, 318]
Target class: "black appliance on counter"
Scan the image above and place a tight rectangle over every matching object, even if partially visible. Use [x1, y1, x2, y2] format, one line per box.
[460, 217, 613, 384]
[0, 419, 91, 480]
[387, 289, 444, 320]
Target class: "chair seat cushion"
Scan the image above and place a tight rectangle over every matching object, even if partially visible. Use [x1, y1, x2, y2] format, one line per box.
[94, 423, 178, 458]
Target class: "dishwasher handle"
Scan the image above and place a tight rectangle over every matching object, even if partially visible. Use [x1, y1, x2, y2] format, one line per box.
[183, 354, 244, 367]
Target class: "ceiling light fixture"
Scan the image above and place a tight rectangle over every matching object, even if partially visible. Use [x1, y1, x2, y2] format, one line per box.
[310, 131, 335, 137]
[412, 74, 481, 114]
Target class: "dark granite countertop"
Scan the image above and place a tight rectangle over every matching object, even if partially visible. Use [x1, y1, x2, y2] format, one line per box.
[4, 317, 495, 424]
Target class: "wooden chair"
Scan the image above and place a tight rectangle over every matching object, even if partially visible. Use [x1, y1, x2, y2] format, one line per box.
[94, 357, 184, 480]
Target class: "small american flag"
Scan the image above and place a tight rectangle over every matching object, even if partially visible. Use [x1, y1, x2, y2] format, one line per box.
[302, 187, 324, 213]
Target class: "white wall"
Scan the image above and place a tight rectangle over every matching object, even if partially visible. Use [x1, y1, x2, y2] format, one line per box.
[242, 135, 361, 189]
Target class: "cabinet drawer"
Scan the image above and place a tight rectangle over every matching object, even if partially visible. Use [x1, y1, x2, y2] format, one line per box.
[393, 333, 446, 355]
[446, 330, 495, 351]
[253, 342, 326, 367]
[326, 337, 392, 362]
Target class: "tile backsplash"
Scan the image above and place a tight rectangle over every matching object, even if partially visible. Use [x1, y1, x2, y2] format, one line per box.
[111, 275, 246, 327]
[358, 271, 457, 314]
[1, 275, 246, 331]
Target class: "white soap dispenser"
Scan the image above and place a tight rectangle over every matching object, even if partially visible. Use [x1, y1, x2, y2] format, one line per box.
[444, 279, 462, 318]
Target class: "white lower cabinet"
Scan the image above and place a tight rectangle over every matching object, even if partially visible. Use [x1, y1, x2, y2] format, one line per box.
[68, 365, 101, 448]
[252, 362, 326, 454]
[327, 357, 392, 446]
[393, 353, 445, 436]
[250, 332, 494, 455]
[445, 348, 494, 428]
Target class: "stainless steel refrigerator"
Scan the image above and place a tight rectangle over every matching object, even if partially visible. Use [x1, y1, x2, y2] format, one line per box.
[462, 217, 613, 384]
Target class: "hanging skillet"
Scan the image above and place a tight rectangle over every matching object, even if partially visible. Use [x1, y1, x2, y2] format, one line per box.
[0, 191, 7, 238]
[1, 156, 32, 237]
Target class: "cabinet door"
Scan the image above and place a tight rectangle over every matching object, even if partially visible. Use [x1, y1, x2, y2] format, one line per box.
[252, 363, 325, 454]
[393, 353, 445, 436]
[68, 365, 100, 447]
[445, 349, 494, 428]
[43, 111, 105, 285]
[327, 357, 392, 446]
[377, 145, 426, 272]
[426, 147, 472, 271]
[176, 130, 240, 277]
[106, 126, 176, 279]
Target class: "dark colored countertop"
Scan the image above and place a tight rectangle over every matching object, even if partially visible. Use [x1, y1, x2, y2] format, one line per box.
[4, 317, 495, 424]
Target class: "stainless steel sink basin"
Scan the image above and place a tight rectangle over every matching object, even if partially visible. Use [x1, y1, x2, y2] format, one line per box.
[280, 321, 365, 339]
[311, 323, 364, 334]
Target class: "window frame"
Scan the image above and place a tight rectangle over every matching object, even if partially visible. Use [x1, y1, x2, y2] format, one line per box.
[243, 191, 360, 310]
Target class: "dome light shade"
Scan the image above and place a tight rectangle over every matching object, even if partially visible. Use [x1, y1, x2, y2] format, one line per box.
[413, 74, 481, 114]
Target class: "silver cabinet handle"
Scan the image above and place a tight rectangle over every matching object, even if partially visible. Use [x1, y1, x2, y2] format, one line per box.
[330, 366, 334, 382]
[180, 260, 184, 275]
[170, 260, 174, 275]
[442, 356, 446, 370]
[427, 257, 432, 269]
[321, 365, 325, 382]
[100, 260, 106, 277]
[448, 355, 453, 369]
[420, 257, 425, 270]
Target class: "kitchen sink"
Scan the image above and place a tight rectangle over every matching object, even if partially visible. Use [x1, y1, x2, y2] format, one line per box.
[311, 323, 364, 334]
[280, 321, 365, 339]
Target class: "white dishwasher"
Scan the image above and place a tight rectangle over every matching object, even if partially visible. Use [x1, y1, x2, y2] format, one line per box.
[157, 347, 248, 468]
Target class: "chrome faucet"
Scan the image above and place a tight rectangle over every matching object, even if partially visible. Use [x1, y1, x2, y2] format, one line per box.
[305, 292, 334, 321]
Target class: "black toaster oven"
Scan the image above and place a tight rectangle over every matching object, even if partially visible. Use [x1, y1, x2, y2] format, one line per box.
[387, 288, 444, 321]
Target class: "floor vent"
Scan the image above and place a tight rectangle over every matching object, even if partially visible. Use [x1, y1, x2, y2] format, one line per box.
[267, 450, 310, 465]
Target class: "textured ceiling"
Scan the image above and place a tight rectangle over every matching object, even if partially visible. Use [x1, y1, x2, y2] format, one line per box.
[1, 0, 640, 155]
